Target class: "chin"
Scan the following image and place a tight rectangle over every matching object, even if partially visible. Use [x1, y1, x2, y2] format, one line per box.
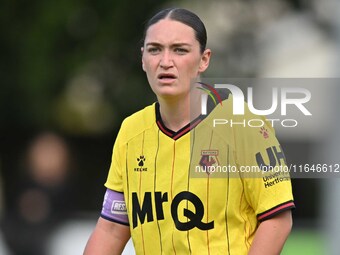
[156, 91, 180, 100]
[151, 84, 178, 97]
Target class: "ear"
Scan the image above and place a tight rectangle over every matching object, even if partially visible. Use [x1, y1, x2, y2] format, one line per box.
[141, 47, 146, 72]
[198, 49, 211, 73]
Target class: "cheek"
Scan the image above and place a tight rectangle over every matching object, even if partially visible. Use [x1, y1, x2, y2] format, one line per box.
[143, 57, 157, 73]
[142, 59, 156, 85]
[182, 58, 201, 76]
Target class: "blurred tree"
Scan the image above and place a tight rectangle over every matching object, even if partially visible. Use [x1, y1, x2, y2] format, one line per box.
[0, 0, 170, 135]
[0, 0, 173, 222]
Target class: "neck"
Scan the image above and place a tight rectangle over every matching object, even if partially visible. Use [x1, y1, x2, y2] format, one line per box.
[157, 91, 201, 132]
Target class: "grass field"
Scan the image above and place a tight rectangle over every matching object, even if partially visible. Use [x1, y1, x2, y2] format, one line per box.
[282, 229, 325, 255]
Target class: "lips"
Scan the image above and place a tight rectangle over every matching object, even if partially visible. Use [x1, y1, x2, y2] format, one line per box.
[157, 73, 177, 80]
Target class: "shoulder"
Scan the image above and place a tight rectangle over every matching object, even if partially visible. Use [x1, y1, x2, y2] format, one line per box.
[207, 95, 277, 140]
[122, 103, 155, 127]
[118, 103, 156, 142]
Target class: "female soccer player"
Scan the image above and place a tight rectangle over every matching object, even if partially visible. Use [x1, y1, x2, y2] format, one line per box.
[84, 8, 294, 255]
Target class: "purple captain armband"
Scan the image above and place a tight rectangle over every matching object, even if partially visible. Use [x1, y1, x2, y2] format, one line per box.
[100, 189, 129, 226]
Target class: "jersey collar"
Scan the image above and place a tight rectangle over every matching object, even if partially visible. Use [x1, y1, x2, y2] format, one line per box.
[155, 102, 204, 140]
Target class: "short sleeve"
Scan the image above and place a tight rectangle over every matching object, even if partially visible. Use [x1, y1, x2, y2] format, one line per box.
[235, 115, 295, 222]
[105, 122, 126, 193]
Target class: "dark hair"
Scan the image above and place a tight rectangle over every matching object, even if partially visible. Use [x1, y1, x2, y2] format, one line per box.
[142, 8, 207, 53]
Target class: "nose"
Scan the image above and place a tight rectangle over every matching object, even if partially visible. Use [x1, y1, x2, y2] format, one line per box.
[160, 50, 173, 69]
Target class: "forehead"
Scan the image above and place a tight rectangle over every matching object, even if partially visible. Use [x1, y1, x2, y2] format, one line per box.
[145, 19, 197, 45]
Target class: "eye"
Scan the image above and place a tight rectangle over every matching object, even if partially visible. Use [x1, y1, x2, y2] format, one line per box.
[147, 47, 160, 54]
[174, 48, 189, 54]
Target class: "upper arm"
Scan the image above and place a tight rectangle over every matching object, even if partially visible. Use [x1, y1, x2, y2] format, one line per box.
[84, 217, 130, 255]
[259, 209, 293, 232]
[248, 210, 293, 255]
[84, 188, 130, 255]
[97, 217, 131, 244]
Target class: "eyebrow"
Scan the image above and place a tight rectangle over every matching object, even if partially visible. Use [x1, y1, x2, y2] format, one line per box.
[145, 42, 192, 47]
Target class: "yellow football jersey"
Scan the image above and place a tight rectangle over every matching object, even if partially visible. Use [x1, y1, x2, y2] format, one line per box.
[105, 96, 295, 255]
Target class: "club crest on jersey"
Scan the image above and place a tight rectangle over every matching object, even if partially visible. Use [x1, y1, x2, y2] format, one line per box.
[135, 155, 147, 172]
[199, 150, 219, 174]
